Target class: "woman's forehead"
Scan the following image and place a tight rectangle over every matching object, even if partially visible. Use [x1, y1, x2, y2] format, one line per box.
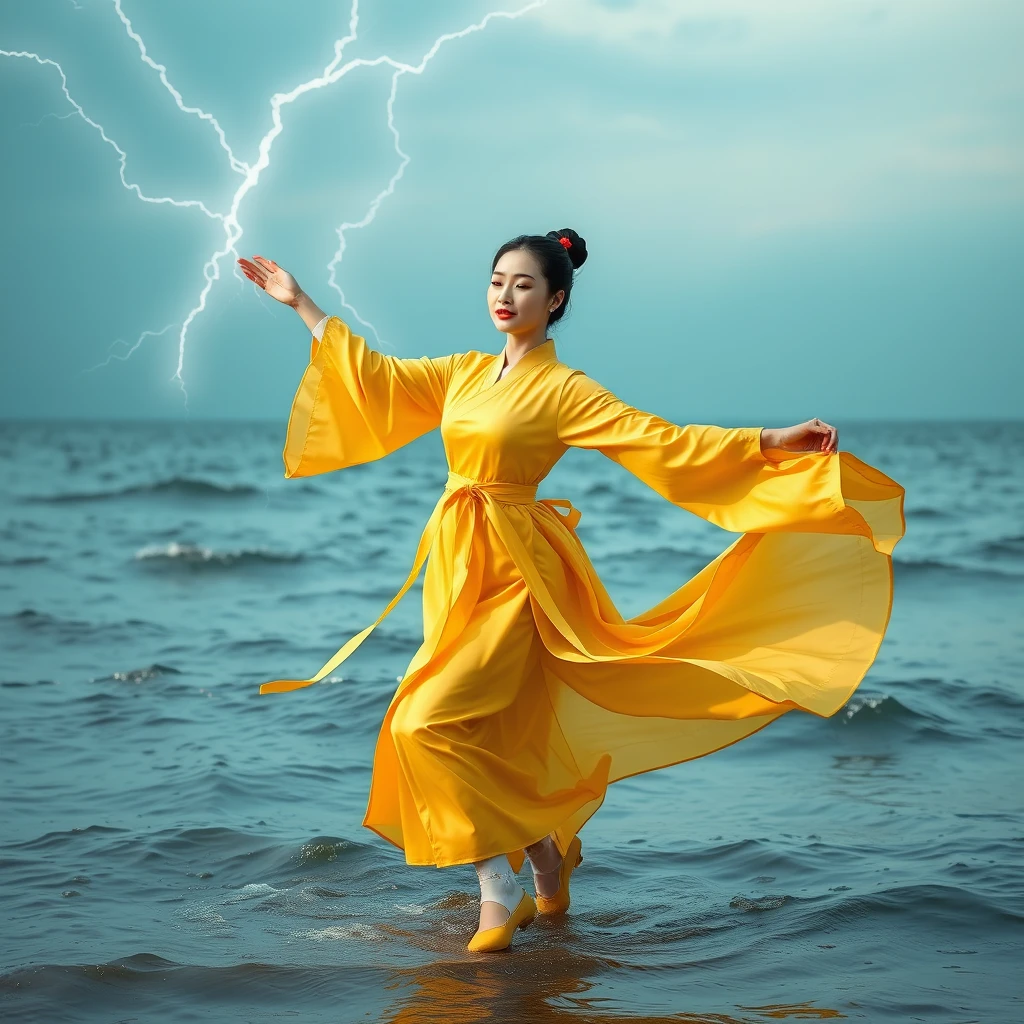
[493, 249, 543, 277]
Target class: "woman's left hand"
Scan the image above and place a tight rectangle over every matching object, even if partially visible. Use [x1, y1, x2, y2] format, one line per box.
[760, 419, 839, 455]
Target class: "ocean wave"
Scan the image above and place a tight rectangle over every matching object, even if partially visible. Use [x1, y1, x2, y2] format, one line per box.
[805, 882, 1024, 930]
[976, 533, 1024, 559]
[827, 681, 1024, 743]
[729, 893, 792, 912]
[222, 882, 282, 904]
[294, 923, 387, 942]
[24, 477, 262, 503]
[892, 556, 1024, 580]
[0, 953, 386, 1007]
[602, 544, 715, 565]
[3, 608, 168, 639]
[4, 823, 129, 852]
[906, 506, 955, 520]
[91, 664, 181, 684]
[297, 837, 358, 866]
[825, 692, 968, 744]
[134, 542, 302, 567]
[838, 693, 928, 725]
[894, 674, 1024, 714]
[65, 825, 372, 880]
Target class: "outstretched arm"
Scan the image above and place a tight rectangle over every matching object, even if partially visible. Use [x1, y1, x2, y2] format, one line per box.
[239, 253, 458, 478]
[556, 372, 847, 537]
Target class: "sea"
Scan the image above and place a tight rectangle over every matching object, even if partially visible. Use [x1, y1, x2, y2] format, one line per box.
[1, 419, 1021, 1023]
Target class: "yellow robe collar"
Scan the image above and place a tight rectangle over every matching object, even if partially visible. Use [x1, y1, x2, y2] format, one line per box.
[489, 337, 558, 386]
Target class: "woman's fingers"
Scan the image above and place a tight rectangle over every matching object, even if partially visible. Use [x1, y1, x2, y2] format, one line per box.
[778, 419, 839, 454]
[237, 258, 264, 276]
[824, 421, 836, 453]
[237, 267, 267, 290]
[237, 259, 269, 285]
[805, 420, 821, 452]
[813, 419, 838, 454]
[239, 256, 277, 279]
[253, 255, 280, 274]
[800, 418, 825, 453]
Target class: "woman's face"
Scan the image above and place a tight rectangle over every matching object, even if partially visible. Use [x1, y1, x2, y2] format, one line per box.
[487, 249, 564, 337]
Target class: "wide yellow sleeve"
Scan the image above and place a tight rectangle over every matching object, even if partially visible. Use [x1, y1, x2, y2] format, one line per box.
[282, 316, 459, 477]
[556, 372, 904, 555]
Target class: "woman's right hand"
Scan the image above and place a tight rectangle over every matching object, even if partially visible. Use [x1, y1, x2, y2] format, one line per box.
[760, 419, 839, 455]
[237, 255, 302, 307]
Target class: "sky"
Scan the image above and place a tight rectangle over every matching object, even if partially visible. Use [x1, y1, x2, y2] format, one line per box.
[1, 0, 1021, 423]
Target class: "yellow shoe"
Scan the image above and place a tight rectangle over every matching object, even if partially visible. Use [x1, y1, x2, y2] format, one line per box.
[534, 835, 583, 916]
[466, 889, 536, 953]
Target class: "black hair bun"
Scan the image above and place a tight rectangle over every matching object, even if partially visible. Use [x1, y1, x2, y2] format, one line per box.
[546, 228, 588, 271]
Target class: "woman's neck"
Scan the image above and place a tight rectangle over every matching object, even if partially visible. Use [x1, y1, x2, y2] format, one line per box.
[500, 326, 550, 371]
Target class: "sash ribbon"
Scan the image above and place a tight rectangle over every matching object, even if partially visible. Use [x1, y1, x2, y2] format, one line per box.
[259, 471, 580, 694]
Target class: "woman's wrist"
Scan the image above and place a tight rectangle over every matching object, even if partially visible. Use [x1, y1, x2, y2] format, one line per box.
[759, 427, 780, 452]
[292, 290, 328, 333]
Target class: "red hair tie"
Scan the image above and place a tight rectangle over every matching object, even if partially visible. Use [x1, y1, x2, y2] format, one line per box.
[558, 236, 572, 250]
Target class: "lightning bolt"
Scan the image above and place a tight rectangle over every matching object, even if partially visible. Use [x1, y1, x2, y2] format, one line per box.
[325, 2, 549, 342]
[85, 324, 177, 373]
[112, 0, 249, 176]
[2, 0, 547, 404]
[0, 49, 223, 222]
[20, 110, 75, 130]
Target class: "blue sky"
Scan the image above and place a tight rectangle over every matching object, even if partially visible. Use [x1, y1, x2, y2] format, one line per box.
[1, 0, 1021, 422]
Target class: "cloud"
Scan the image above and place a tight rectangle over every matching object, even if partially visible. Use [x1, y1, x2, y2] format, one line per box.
[537, 0, 894, 59]
[536, 0, 1024, 80]
[499, 0, 1024, 245]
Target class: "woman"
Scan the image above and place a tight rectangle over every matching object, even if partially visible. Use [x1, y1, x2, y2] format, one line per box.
[237, 229, 904, 954]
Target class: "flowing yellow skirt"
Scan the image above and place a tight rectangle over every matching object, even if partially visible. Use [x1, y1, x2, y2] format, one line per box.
[267, 456, 902, 870]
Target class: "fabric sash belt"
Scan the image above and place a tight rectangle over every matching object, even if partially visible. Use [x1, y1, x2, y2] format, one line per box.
[259, 472, 580, 694]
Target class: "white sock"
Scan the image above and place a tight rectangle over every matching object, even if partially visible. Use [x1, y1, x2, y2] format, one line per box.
[474, 854, 523, 916]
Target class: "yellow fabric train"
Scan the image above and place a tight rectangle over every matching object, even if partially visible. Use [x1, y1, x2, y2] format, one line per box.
[261, 316, 905, 873]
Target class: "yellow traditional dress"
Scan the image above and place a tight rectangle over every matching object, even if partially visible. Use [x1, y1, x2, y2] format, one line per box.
[261, 316, 905, 872]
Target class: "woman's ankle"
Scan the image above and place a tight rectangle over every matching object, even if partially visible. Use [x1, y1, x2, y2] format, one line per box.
[525, 834, 561, 874]
[474, 854, 523, 918]
[525, 835, 563, 898]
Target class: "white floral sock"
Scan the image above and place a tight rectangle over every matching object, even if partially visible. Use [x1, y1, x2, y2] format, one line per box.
[474, 854, 523, 916]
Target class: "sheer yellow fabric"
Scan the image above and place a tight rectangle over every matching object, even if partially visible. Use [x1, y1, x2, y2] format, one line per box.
[262, 317, 905, 869]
